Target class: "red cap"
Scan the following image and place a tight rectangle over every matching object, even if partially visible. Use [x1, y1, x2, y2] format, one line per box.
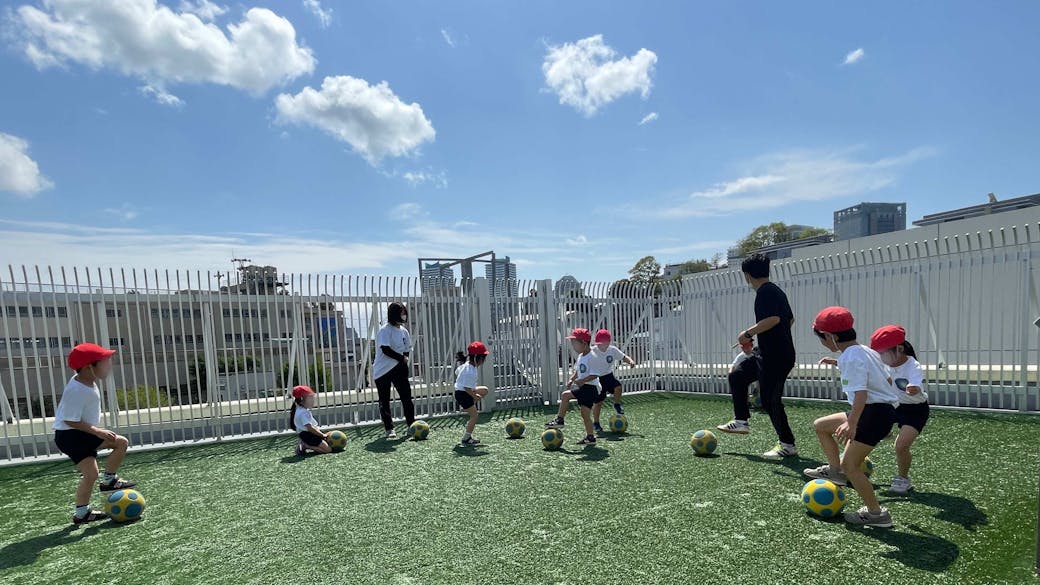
[594, 329, 612, 343]
[812, 306, 854, 334]
[292, 385, 316, 398]
[870, 325, 906, 352]
[739, 341, 754, 349]
[467, 341, 490, 356]
[566, 328, 592, 343]
[68, 343, 116, 370]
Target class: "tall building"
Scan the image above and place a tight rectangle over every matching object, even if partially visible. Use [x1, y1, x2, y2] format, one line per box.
[420, 262, 456, 290]
[834, 202, 907, 241]
[913, 193, 1040, 227]
[485, 256, 518, 297]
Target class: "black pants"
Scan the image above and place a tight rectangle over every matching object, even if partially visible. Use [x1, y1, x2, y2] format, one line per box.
[757, 356, 796, 445]
[375, 361, 415, 430]
[729, 356, 760, 422]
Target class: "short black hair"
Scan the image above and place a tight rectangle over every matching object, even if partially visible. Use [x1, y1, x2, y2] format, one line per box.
[388, 302, 407, 326]
[741, 253, 770, 279]
[814, 328, 857, 343]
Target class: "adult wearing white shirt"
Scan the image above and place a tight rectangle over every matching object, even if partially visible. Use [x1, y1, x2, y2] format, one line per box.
[372, 302, 415, 439]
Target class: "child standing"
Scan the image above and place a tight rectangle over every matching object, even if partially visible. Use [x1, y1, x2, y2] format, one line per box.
[289, 385, 331, 455]
[589, 329, 636, 433]
[870, 325, 929, 495]
[717, 341, 760, 434]
[53, 343, 136, 525]
[545, 328, 601, 446]
[803, 307, 900, 527]
[454, 341, 491, 446]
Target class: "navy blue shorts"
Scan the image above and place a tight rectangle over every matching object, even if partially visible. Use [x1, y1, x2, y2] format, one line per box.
[571, 384, 599, 408]
[455, 390, 475, 410]
[851, 403, 896, 447]
[299, 431, 324, 447]
[598, 373, 621, 395]
[54, 429, 104, 465]
[895, 402, 930, 433]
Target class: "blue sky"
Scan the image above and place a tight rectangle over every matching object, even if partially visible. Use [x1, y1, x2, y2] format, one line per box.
[1, 0, 1039, 282]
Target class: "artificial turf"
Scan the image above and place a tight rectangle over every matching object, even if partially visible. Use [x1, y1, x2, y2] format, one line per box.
[0, 393, 1037, 585]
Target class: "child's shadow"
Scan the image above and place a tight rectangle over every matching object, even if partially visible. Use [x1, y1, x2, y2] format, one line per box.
[361, 435, 403, 454]
[452, 445, 490, 458]
[725, 452, 823, 478]
[846, 522, 959, 572]
[559, 445, 610, 462]
[0, 522, 123, 570]
[880, 491, 989, 532]
[599, 432, 646, 443]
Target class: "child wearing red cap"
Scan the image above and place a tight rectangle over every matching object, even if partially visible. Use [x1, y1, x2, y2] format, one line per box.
[870, 325, 929, 495]
[545, 328, 600, 446]
[53, 343, 136, 525]
[288, 385, 332, 456]
[588, 328, 636, 433]
[454, 341, 491, 446]
[804, 307, 900, 527]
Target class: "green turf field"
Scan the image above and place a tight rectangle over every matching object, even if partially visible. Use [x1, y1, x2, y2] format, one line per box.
[1, 393, 1037, 585]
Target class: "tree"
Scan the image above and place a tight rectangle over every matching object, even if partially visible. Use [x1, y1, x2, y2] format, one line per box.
[116, 385, 170, 410]
[278, 359, 332, 392]
[736, 222, 831, 255]
[627, 256, 661, 286]
[670, 259, 711, 279]
[710, 252, 725, 269]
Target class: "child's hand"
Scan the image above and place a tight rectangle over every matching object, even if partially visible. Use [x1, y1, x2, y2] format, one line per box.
[96, 429, 117, 442]
[907, 386, 921, 396]
[818, 357, 837, 366]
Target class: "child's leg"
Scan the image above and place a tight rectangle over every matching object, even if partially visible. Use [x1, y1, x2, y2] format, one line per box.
[556, 390, 574, 418]
[591, 401, 602, 422]
[308, 440, 332, 454]
[841, 441, 881, 512]
[894, 426, 920, 478]
[612, 384, 622, 404]
[99, 435, 130, 474]
[812, 413, 847, 468]
[579, 405, 594, 437]
[465, 406, 479, 434]
[75, 457, 100, 507]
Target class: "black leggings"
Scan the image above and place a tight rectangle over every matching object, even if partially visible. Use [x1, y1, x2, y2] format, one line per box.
[729, 356, 760, 422]
[757, 357, 796, 445]
[375, 361, 415, 430]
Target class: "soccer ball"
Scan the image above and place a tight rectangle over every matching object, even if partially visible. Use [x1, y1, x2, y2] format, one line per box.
[541, 428, 564, 450]
[409, 420, 430, 441]
[801, 479, 847, 518]
[327, 430, 347, 452]
[748, 392, 762, 409]
[505, 418, 526, 439]
[690, 430, 718, 456]
[105, 489, 146, 523]
[608, 414, 628, 434]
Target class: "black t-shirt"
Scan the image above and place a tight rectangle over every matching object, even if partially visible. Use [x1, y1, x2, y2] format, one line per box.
[754, 282, 795, 358]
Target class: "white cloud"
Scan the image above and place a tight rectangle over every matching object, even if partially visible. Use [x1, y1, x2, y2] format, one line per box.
[843, 48, 865, 65]
[401, 169, 447, 188]
[12, 0, 315, 96]
[440, 29, 455, 48]
[0, 131, 53, 197]
[638, 112, 658, 125]
[691, 175, 787, 199]
[275, 75, 436, 164]
[566, 235, 589, 246]
[103, 204, 139, 221]
[302, 0, 331, 28]
[138, 84, 185, 108]
[542, 34, 657, 116]
[178, 0, 227, 21]
[390, 202, 424, 220]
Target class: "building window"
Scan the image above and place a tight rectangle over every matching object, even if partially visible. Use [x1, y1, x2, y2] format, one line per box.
[58, 307, 68, 318]
[45, 307, 56, 317]
[62, 337, 71, 347]
[31, 306, 43, 317]
[151, 308, 160, 318]
[224, 333, 233, 343]
[222, 308, 231, 318]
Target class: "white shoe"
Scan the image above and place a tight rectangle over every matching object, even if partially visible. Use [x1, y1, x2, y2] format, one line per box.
[385, 429, 398, 439]
[803, 464, 848, 486]
[888, 476, 913, 494]
[716, 420, 750, 434]
[763, 442, 798, 459]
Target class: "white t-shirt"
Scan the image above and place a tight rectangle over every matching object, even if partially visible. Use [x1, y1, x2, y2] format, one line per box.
[372, 324, 412, 380]
[587, 345, 627, 376]
[573, 352, 602, 390]
[837, 344, 899, 407]
[455, 363, 478, 392]
[294, 406, 318, 432]
[889, 356, 928, 405]
[53, 377, 102, 431]
[731, 351, 753, 368]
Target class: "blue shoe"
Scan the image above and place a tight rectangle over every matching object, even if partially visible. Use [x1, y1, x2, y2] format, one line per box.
[593, 421, 604, 433]
[613, 402, 624, 415]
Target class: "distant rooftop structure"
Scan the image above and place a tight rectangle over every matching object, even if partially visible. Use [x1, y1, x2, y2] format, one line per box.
[913, 193, 1040, 227]
[834, 202, 906, 241]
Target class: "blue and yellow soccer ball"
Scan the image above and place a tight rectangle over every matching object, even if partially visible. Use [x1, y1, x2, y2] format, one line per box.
[748, 391, 762, 410]
[105, 489, 146, 523]
[505, 418, 526, 439]
[801, 479, 846, 518]
[608, 414, 628, 434]
[409, 420, 430, 441]
[327, 430, 348, 452]
[690, 430, 718, 456]
[541, 428, 564, 450]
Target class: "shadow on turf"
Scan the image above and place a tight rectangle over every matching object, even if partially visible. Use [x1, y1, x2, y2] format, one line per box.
[880, 491, 989, 532]
[451, 445, 490, 458]
[724, 452, 823, 478]
[846, 522, 960, 572]
[0, 522, 125, 570]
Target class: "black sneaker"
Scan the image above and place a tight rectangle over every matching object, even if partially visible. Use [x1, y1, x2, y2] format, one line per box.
[460, 437, 482, 446]
[577, 435, 597, 446]
[545, 417, 564, 428]
[593, 421, 604, 433]
[295, 443, 306, 456]
[613, 403, 624, 415]
[98, 477, 136, 493]
[72, 510, 109, 525]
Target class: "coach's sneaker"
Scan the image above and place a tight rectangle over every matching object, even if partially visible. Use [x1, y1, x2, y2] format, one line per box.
[545, 416, 565, 428]
[98, 476, 136, 493]
[576, 435, 597, 446]
[888, 476, 914, 495]
[385, 429, 398, 439]
[803, 464, 847, 486]
[295, 442, 306, 457]
[716, 420, 750, 435]
[593, 421, 604, 433]
[72, 510, 109, 525]
[613, 402, 625, 415]
[845, 506, 893, 528]
[762, 442, 798, 459]
[460, 436, 482, 446]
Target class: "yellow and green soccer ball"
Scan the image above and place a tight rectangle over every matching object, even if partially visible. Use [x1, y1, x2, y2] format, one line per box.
[327, 430, 348, 452]
[409, 420, 430, 440]
[690, 430, 718, 456]
[105, 489, 146, 523]
[801, 479, 846, 518]
[541, 428, 564, 450]
[608, 414, 628, 434]
[505, 417, 526, 439]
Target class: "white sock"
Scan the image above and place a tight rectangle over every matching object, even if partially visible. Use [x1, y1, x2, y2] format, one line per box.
[463, 432, 471, 440]
[735, 420, 748, 424]
[75, 504, 89, 519]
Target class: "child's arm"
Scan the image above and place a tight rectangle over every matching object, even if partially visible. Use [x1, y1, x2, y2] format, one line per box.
[65, 420, 116, 441]
[622, 355, 636, 367]
[836, 391, 867, 441]
[818, 357, 838, 366]
[304, 423, 326, 438]
[573, 373, 599, 386]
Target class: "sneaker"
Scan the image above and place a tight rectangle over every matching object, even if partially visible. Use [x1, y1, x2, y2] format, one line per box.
[613, 402, 625, 415]
[888, 476, 914, 495]
[404, 424, 415, 437]
[762, 443, 798, 459]
[593, 421, 604, 433]
[845, 506, 893, 528]
[716, 420, 750, 435]
[803, 464, 848, 486]
[545, 417, 565, 428]
[460, 437, 481, 446]
[385, 429, 398, 439]
[98, 477, 136, 493]
[72, 510, 109, 525]
[295, 442, 306, 456]
[576, 435, 597, 446]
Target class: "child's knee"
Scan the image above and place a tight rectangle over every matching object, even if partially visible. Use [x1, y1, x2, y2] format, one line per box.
[115, 435, 129, 449]
[81, 466, 99, 481]
[894, 438, 912, 453]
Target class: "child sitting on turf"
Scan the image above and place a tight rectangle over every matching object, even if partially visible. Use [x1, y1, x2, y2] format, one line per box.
[589, 328, 636, 433]
[545, 328, 600, 446]
[717, 341, 761, 434]
[870, 325, 930, 495]
[289, 385, 331, 456]
[454, 341, 491, 446]
[53, 343, 137, 525]
[804, 307, 900, 527]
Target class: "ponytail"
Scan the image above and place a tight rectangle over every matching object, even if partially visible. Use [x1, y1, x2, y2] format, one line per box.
[288, 398, 301, 431]
[455, 351, 467, 364]
[902, 340, 917, 359]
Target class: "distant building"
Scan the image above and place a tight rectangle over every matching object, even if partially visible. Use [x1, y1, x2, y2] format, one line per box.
[420, 262, 455, 290]
[485, 256, 518, 297]
[729, 234, 835, 263]
[661, 263, 683, 279]
[913, 193, 1040, 227]
[834, 202, 907, 241]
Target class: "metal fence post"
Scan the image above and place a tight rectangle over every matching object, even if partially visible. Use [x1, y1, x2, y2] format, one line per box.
[473, 277, 496, 410]
[537, 279, 558, 404]
[94, 301, 118, 428]
[201, 302, 222, 438]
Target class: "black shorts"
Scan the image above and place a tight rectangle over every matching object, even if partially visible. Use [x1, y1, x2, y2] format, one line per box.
[598, 373, 622, 394]
[570, 385, 599, 408]
[455, 390, 475, 410]
[851, 403, 897, 447]
[895, 402, 930, 433]
[299, 431, 325, 447]
[54, 429, 104, 465]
